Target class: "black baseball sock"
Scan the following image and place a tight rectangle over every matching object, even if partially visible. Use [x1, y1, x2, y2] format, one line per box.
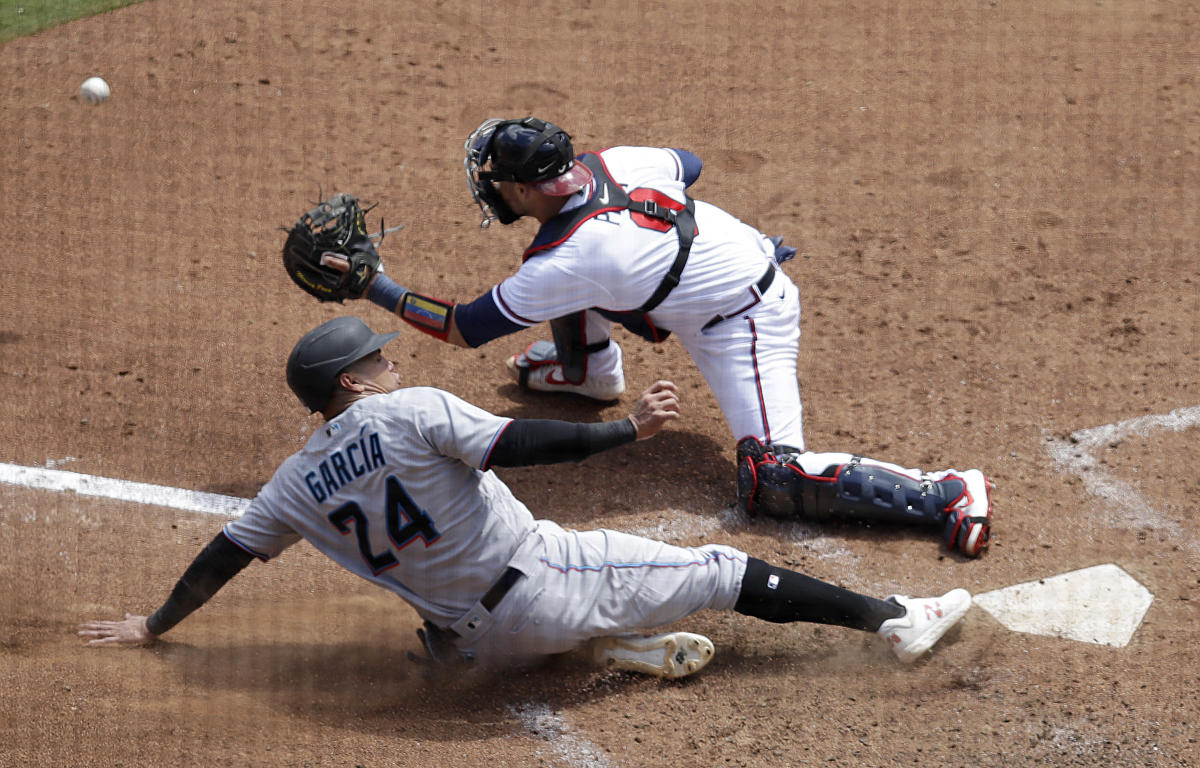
[733, 557, 904, 632]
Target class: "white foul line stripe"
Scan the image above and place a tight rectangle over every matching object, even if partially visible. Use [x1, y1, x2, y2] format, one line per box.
[1045, 404, 1200, 548]
[2, 463, 606, 766]
[0, 462, 250, 518]
[508, 701, 615, 768]
[1062, 405, 1200, 449]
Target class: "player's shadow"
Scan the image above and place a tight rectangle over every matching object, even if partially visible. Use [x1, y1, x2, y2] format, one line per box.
[487, 398, 736, 527]
[738, 513, 965, 559]
[487, 392, 965, 555]
[151, 638, 657, 739]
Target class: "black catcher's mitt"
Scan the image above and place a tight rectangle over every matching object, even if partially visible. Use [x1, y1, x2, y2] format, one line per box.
[282, 193, 390, 303]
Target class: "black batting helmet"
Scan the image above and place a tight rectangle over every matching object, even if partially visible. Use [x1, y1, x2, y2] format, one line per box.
[286, 316, 400, 413]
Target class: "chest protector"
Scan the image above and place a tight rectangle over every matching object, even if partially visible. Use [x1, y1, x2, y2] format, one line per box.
[519, 154, 698, 383]
[524, 153, 698, 315]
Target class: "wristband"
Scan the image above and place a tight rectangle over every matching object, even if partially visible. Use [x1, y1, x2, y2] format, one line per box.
[367, 273, 408, 312]
[400, 291, 455, 341]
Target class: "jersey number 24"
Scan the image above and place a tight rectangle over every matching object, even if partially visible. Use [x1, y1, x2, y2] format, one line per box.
[327, 476, 441, 575]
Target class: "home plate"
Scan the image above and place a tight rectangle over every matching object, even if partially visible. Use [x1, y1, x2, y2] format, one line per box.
[972, 563, 1154, 647]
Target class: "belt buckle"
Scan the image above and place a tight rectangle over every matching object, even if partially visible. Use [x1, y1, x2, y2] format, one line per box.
[450, 566, 522, 642]
[448, 601, 490, 641]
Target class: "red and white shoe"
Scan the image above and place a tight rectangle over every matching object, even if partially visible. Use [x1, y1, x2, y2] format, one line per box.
[941, 469, 994, 557]
[505, 340, 626, 401]
[877, 589, 971, 663]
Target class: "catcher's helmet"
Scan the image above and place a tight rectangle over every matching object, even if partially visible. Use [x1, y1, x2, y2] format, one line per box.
[464, 117, 594, 228]
[286, 316, 400, 413]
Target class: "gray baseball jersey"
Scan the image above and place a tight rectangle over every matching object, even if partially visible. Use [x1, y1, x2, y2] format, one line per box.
[223, 387, 533, 627]
[225, 386, 749, 666]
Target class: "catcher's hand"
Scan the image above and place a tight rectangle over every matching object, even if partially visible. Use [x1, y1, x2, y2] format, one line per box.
[282, 193, 394, 303]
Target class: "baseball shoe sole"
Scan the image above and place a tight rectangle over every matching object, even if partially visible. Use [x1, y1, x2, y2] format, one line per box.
[877, 588, 971, 663]
[589, 631, 715, 678]
[504, 354, 626, 401]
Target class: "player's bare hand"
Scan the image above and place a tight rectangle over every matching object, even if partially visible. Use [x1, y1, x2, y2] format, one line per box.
[628, 380, 680, 440]
[320, 252, 380, 291]
[77, 612, 156, 647]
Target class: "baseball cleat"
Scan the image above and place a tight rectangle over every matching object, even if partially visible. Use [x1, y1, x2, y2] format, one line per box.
[942, 469, 994, 557]
[589, 631, 715, 678]
[877, 589, 971, 663]
[504, 346, 626, 401]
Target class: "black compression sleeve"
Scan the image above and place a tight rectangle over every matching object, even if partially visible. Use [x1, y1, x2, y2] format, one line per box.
[488, 418, 637, 468]
[145, 531, 254, 636]
[733, 558, 904, 632]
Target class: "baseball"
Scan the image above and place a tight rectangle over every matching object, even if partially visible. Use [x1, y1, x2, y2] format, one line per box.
[80, 76, 110, 105]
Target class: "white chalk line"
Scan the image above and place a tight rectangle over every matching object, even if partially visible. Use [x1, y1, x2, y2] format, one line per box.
[1044, 405, 1200, 546]
[1, 462, 609, 766]
[508, 702, 615, 768]
[0, 462, 250, 517]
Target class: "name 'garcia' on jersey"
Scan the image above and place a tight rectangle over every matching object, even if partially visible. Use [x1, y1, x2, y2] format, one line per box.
[305, 431, 386, 503]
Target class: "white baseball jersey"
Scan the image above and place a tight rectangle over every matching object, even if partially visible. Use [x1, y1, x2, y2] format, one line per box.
[224, 387, 532, 627]
[490, 146, 808, 448]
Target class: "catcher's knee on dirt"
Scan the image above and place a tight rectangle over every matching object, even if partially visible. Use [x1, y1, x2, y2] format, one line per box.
[736, 437, 962, 527]
[549, 312, 610, 384]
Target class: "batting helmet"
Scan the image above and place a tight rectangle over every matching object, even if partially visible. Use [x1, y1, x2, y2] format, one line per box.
[286, 316, 400, 413]
[464, 117, 594, 227]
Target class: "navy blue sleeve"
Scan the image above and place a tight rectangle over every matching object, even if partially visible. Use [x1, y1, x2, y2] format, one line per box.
[672, 149, 703, 187]
[453, 290, 526, 348]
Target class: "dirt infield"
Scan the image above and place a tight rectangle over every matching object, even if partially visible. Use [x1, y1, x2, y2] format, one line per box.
[1, 0, 1197, 766]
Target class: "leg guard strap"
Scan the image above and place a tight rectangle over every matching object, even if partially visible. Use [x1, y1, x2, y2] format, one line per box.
[825, 459, 961, 525]
[515, 336, 610, 389]
[545, 312, 610, 385]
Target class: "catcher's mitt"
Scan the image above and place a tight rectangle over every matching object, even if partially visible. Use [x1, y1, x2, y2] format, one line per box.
[282, 193, 395, 303]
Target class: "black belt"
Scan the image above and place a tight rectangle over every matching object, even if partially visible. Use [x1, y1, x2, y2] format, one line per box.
[702, 266, 777, 331]
[480, 566, 523, 612]
[754, 265, 776, 294]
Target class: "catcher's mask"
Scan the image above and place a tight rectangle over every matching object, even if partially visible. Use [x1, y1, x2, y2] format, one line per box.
[463, 117, 594, 228]
[286, 316, 400, 413]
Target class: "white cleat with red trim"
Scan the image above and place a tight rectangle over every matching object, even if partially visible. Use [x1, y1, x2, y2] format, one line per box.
[505, 340, 626, 401]
[877, 589, 971, 663]
[941, 469, 994, 557]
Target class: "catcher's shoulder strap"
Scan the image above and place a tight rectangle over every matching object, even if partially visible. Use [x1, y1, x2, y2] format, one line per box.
[523, 153, 698, 314]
